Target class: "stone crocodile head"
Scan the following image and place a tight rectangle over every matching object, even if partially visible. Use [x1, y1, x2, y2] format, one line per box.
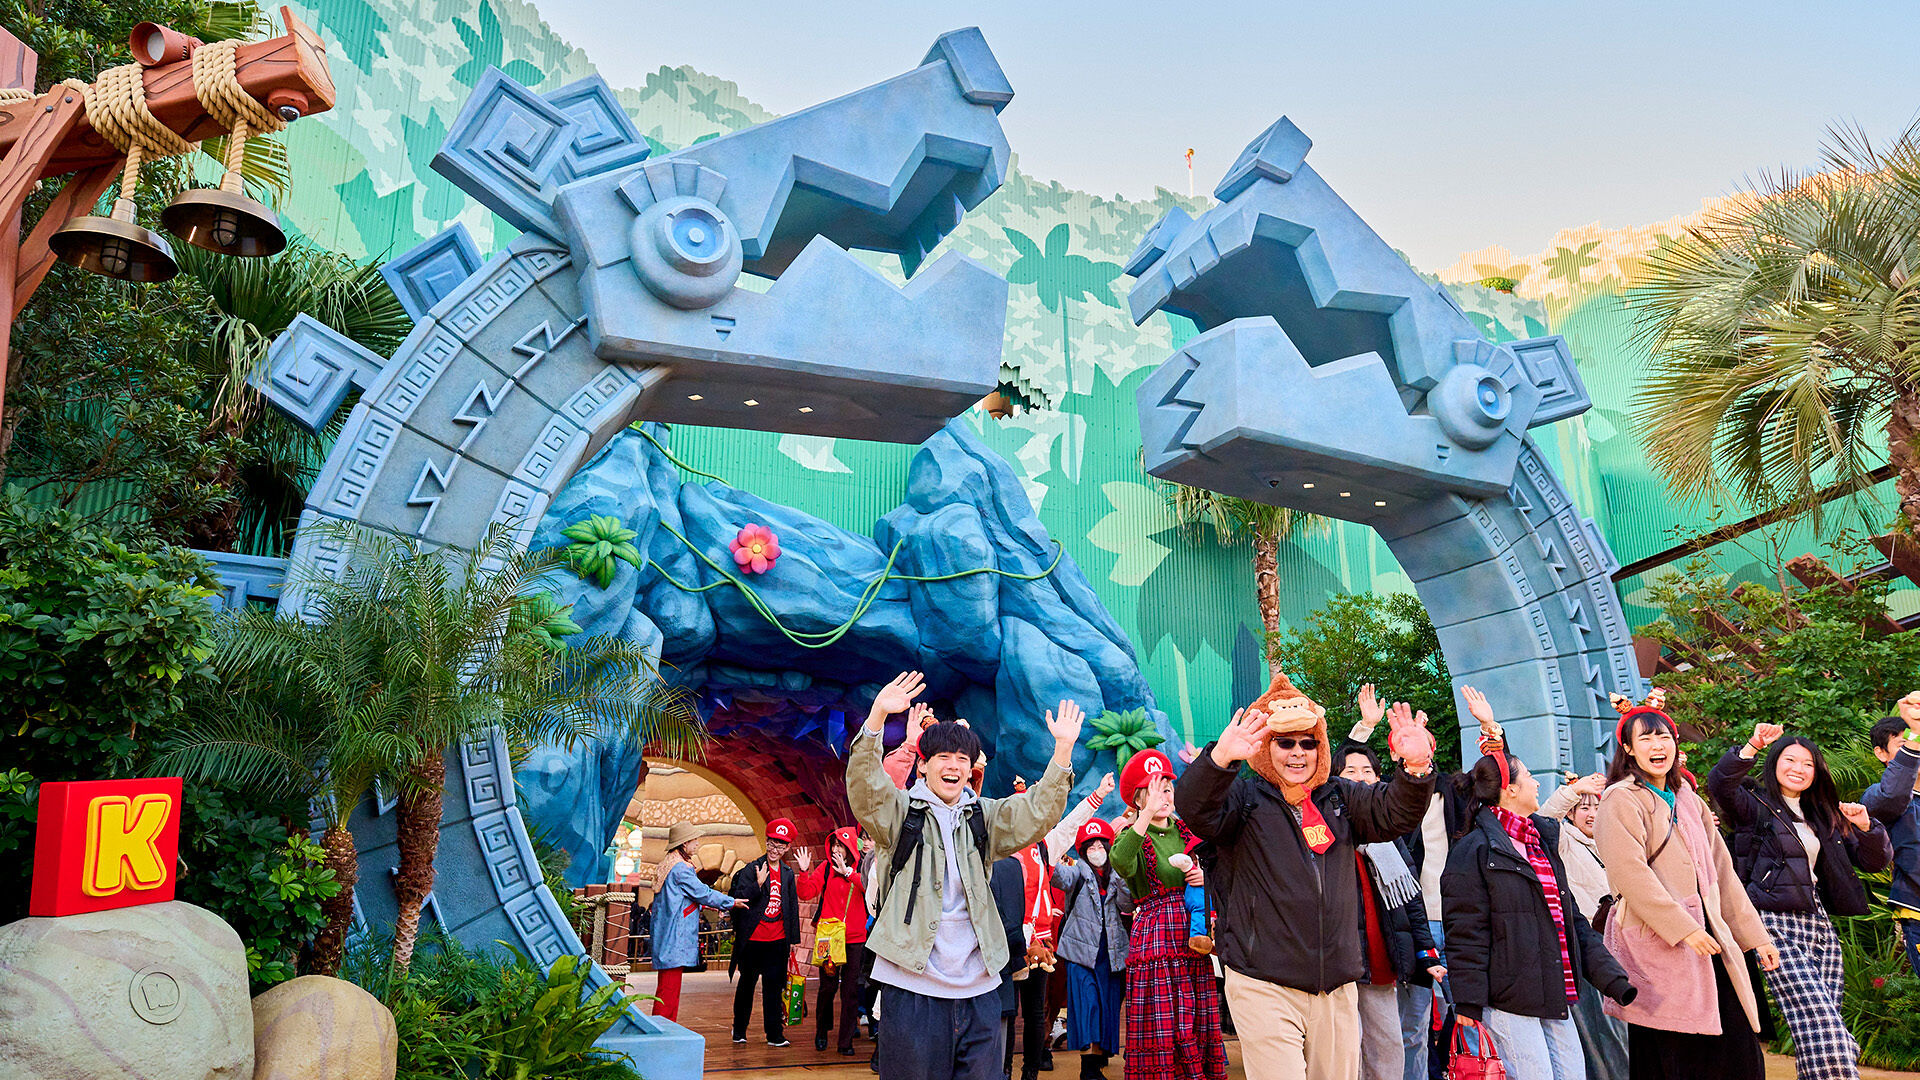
[427, 29, 1015, 445]
[1124, 117, 1593, 521]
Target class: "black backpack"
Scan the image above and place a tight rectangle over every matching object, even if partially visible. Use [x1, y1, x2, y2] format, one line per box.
[886, 802, 991, 926]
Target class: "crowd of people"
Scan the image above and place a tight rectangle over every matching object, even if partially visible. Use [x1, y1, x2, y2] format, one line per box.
[645, 674, 1920, 1080]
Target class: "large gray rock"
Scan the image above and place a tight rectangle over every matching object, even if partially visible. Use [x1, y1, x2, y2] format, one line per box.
[251, 975, 396, 1080]
[0, 900, 254, 1080]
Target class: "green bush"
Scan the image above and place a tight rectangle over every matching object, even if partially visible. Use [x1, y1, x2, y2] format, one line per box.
[0, 492, 334, 987]
[1638, 560, 1920, 765]
[1271, 592, 1459, 770]
[343, 931, 642, 1080]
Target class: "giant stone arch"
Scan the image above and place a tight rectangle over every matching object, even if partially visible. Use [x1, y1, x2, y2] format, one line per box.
[1125, 118, 1647, 774]
[254, 30, 1019, 1077]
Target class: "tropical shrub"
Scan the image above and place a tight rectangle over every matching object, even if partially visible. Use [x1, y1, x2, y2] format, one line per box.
[1270, 591, 1460, 770]
[1636, 559, 1920, 766]
[343, 931, 643, 1080]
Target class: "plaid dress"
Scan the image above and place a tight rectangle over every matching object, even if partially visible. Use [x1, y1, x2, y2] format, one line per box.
[1123, 841, 1227, 1080]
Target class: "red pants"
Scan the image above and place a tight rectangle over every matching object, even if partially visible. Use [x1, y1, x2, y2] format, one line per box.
[655, 967, 684, 1021]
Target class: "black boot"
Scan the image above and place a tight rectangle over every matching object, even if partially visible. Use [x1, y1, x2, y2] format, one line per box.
[816, 1034, 829, 1052]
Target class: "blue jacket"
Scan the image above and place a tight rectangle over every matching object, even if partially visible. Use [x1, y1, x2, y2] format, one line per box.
[649, 860, 737, 970]
[1864, 743, 1920, 912]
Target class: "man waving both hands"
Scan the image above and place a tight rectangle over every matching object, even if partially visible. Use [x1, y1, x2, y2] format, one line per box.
[1175, 673, 1438, 1080]
[848, 671, 1084, 1080]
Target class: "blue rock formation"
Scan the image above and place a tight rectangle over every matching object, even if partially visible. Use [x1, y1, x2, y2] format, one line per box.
[520, 420, 1176, 885]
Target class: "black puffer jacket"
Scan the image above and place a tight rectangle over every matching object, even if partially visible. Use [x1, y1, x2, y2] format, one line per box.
[1708, 747, 1891, 916]
[1175, 747, 1435, 994]
[1356, 837, 1440, 986]
[1442, 810, 1633, 1021]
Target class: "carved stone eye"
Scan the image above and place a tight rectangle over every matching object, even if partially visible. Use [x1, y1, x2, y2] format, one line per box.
[629, 195, 742, 309]
[1431, 363, 1512, 450]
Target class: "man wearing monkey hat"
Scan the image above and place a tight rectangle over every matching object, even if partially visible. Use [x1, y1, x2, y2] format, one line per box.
[1174, 673, 1438, 1080]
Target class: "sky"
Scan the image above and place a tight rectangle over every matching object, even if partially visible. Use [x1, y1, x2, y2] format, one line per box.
[532, 1, 1920, 272]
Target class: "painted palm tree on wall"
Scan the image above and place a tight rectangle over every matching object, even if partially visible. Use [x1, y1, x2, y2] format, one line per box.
[1631, 123, 1920, 536]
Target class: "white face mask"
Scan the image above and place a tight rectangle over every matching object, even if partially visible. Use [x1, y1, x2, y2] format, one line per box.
[1086, 845, 1108, 868]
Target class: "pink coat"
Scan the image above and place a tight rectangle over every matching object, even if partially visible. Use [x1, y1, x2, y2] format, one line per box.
[1595, 778, 1771, 1036]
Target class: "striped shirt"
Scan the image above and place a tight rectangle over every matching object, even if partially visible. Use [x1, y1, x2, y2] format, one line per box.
[1492, 806, 1579, 1005]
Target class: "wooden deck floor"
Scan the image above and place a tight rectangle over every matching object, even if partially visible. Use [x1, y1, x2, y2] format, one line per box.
[634, 969, 1916, 1079]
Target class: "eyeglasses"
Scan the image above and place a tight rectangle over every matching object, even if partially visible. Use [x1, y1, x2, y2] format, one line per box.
[1273, 737, 1319, 751]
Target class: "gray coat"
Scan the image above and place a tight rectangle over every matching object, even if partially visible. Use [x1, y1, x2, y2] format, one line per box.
[1051, 858, 1130, 972]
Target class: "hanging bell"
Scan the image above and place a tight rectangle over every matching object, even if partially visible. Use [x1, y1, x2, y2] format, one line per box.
[50, 196, 179, 283]
[161, 185, 286, 257]
[160, 120, 286, 258]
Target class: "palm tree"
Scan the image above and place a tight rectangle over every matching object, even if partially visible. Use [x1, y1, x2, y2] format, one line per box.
[290, 522, 704, 974]
[1162, 481, 1325, 678]
[174, 242, 411, 553]
[154, 607, 410, 975]
[1630, 122, 1920, 536]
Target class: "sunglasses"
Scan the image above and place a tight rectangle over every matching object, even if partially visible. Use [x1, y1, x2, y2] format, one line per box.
[1272, 736, 1319, 751]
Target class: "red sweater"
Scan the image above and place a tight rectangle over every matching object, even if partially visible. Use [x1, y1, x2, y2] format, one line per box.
[799, 862, 869, 943]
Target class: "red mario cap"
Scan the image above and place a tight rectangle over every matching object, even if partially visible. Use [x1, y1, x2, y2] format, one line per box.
[765, 818, 796, 843]
[1119, 749, 1175, 808]
[1075, 818, 1115, 850]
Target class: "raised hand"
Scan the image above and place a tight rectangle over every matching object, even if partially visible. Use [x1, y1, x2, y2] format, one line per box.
[792, 846, 812, 872]
[1388, 703, 1437, 770]
[1095, 772, 1116, 801]
[1570, 773, 1607, 798]
[873, 671, 925, 717]
[1749, 723, 1785, 752]
[1211, 708, 1268, 767]
[1357, 683, 1385, 728]
[1900, 690, 1920, 727]
[1047, 699, 1086, 751]
[907, 701, 934, 730]
[757, 863, 771, 886]
[1840, 802, 1872, 832]
[1462, 686, 1497, 730]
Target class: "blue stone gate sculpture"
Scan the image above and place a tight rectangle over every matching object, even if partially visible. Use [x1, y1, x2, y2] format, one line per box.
[1125, 118, 1646, 775]
[252, 30, 1018, 1077]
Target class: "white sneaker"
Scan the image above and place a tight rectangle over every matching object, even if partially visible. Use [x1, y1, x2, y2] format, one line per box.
[1049, 1020, 1066, 1043]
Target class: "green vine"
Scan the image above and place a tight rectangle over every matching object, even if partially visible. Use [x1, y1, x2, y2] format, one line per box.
[613, 426, 1068, 649]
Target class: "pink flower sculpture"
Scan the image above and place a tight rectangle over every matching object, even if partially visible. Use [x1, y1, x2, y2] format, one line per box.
[730, 524, 781, 574]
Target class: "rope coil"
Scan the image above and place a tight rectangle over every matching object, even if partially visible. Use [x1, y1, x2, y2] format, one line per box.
[190, 39, 286, 189]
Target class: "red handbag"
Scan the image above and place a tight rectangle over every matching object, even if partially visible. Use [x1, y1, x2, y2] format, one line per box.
[1447, 1018, 1505, 1080]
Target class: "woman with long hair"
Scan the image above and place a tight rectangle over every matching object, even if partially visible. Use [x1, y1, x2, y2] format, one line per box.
[1596, 702, 1779, 1080]
[1443, 746, 1635, 1078]
[1708, 723, 1890, 1080]
[647, 821, 749, 1021]
[1053, 818, 1132, 1080]
[1112, 749, 1228, 1080]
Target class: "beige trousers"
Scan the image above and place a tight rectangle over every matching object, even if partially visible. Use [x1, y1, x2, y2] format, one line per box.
[1222, 966, 1360, 1080]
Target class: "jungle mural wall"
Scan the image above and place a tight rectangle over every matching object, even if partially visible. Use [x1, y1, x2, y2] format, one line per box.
[268, 0, 1914, 752]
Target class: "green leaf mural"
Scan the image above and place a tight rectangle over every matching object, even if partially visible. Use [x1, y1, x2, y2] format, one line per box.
[1003, 224, 1123, 312]
[453, 1, 544, 88]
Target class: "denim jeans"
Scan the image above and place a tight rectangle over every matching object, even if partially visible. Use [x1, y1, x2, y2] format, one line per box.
[1482, 1008, 1582, 1080]
[878, 984, 1004, 1080]
[1398, 981, 1433, 1080]
[1569, 976, 1629, 1080]
[1902, 919, 1920, 980]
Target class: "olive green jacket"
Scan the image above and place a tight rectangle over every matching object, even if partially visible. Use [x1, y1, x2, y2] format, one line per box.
[846, 726, 1073, 979]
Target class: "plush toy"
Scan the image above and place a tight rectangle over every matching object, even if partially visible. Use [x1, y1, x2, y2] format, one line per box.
[1022, 941, 1057, 973]
[1165, 848, 1213, 954]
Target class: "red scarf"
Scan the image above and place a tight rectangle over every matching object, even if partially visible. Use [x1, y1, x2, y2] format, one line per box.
[1492, 807, 1577, 1004]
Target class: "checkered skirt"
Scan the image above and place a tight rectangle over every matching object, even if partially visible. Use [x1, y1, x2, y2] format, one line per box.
[1124, 889, 1228, 1080]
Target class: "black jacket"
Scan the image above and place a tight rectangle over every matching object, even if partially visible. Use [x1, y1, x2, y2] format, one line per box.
[728, 856, 801, 952]
[1356, 837, 1440, 985]
[1442, 810, 1633, 1021]
[990, 856, 1028, 1016]
[1175, 746, 1435, 993]
[1709, 748, 1891, 916]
